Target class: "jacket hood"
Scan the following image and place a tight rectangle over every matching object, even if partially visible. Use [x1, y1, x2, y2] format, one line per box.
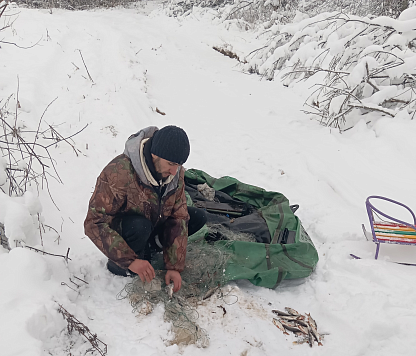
[123, 126, 180, 194]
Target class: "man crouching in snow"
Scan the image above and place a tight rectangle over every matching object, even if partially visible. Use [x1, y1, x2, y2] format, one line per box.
[84, 126, 206, 293]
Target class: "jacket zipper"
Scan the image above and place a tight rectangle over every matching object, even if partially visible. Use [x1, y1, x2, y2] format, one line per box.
[157, 193, 162, 223]
[155, 184, 176, 225]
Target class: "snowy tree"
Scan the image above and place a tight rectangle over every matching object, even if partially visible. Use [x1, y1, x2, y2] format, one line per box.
[244, 7, 416, 129]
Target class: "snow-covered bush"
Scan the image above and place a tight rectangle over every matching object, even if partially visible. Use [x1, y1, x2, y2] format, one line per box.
[244, 7, 416, 129]
[165, 0, 233, 17]
[0, 97, 43, 247]
[14, 0, 136, 10]
[0, 91, 85, 247]
[165, 0, 410, 28]
[221, 0, 295, 26]
[0, 92, 84, 249]
[303, 0, 409, 19]
[0, 5, 85, 248]
[164, 0, 296, 25]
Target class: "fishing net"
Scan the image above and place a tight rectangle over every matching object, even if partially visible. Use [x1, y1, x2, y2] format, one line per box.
[206, 223, 257, 243]
[117, 232, 235, 348]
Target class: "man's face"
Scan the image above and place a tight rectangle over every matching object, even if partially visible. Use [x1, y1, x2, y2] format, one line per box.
[152, 154, 180, 179]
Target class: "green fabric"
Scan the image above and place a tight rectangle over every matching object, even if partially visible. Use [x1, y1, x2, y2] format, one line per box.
[185, 169, 319, 289]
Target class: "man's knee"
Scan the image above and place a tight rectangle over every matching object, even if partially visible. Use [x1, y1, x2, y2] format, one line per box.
[121, 215, 153, 253]
[187, 207, 207, 236]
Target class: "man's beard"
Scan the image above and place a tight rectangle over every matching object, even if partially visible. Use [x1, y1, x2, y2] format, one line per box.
[153, 157, 168, 181]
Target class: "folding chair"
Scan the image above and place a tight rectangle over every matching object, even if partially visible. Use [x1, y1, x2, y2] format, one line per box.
[364, 195, 416, 259]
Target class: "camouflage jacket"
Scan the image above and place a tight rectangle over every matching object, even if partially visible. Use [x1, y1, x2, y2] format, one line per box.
[84, 127, 189, 272]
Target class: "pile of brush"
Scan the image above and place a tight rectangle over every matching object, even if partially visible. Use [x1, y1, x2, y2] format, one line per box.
[272, 307, 323, 347]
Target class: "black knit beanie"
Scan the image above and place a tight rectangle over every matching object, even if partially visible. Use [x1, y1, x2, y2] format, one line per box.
[150, 126, 190, 165]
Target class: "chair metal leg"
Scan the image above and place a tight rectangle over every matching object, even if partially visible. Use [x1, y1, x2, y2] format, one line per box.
[375, 243, 380, 259]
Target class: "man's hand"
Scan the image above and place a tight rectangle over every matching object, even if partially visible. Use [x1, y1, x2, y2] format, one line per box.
[165, 270, 182, 293]
[128, 259, 155, 283]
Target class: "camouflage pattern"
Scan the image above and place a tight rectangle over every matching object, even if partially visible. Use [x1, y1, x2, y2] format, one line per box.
[84, 154, 189, 272]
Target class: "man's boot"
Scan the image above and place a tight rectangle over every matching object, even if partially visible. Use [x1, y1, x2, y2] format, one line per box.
[106, 259, 129, 277]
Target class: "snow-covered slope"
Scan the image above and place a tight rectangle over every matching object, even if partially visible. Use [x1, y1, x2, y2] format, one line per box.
[1, 3, 416, 356]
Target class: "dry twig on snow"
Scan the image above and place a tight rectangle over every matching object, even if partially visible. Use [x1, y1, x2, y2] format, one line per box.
[20, 244, 72, 262]
[77, 49, 94, 83]
[57, 304, 108, 356]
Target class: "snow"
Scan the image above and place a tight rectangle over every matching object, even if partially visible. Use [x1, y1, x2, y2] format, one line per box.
[0, 191, 42, 247]
[372, 14, 416, 33]
[362, 86, 398, 106]
[1, 2, 416, 356]
[398, 6, 416, 21]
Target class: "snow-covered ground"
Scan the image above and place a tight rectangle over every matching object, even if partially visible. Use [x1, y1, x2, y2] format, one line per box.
[1, 2, 416, 356]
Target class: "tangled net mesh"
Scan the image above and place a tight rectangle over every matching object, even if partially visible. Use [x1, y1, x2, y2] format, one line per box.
[117, 232, 235, 348]
[207, 223, 257, 243]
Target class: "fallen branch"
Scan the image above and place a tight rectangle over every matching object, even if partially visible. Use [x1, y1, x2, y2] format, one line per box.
[155, 107, 166, 116]
[57, 303, 107, 356]
[213, 46, 245, 63]
[77, 49, 94, 83]
[0, 37, 43, 49]
[22, 244, 72, 262]
[73, 275, 89, 284]
[61, 281, 79, 294]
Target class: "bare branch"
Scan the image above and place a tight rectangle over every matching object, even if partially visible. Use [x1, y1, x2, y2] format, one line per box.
[349, 104, 395, 117]
[77, 49, 94, 83]
[57, 304, 107, 356]
[21, 244, 72, 262]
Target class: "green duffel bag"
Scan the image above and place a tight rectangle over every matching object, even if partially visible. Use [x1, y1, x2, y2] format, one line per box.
[184, 169, 319, 289]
